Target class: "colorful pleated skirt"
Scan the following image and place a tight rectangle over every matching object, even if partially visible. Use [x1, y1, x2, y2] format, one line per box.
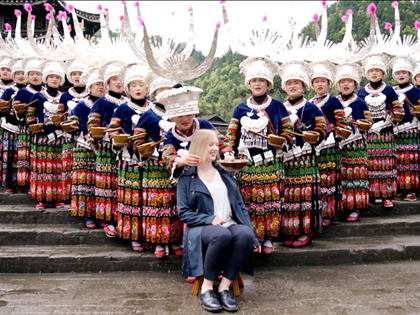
[116, 160, 142, 242]
[70, 145, 96, 219]
[238, 158, 283, 242]
[142, 159, 181, 245]
[30, 132, 64, 203]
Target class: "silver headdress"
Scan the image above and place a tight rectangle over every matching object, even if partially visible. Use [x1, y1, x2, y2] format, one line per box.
[412, 61, 420, 85]
[22, 57, 44, 82]
[279, 60, 312, 91]
[66, 59, 88, 85]
[0, 57, 12, 69]
[147, 72, 177, 100]
[11, 58, 24, 80]
[390, 55, 415, 79]
[310, 60, 336, 85]
[143, 22, 218, 83]
[98, 60, 125, 89]
[41, 60, 66, 86]
[121, 63, 151, 96]
[335, 63, 364, 89]
[155, 86, 202, 119]
[239, 56, 280, 89]
[362, 53, 390, 77]
[81, 67, 103, 91]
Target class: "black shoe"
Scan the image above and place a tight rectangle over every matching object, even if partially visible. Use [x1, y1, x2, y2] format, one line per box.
[199, 289, 222, 312]
[219, 290, 238, 312]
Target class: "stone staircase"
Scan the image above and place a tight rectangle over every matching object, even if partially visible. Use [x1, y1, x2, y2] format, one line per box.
[0, 192, 419, 273]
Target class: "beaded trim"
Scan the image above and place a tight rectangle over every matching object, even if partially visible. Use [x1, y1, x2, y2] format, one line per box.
[172, 118, 200, 142]
[104, 93, 127, 106]
[41, 90, 62, 103]
[337, 94, 358, 108]
[364, 82, 386, 95]
[394, 84, 413, 94]
[284, 98, 307, 112]
[151, 103, 167, 119]
[310, 93, 330, 109]
[68, 87, 88, 100]
[127, 100, 153, 115]
[83, 97, 95, 109]
[246, 95, 272, 111]
[26, 85, 45, 95]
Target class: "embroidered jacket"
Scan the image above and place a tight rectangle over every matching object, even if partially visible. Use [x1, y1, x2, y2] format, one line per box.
[225, 97, 293, 163]
[86, 94, 126, 132]
[286, 100, 327, 148]
[69, 97, 97, 136]
[336, 94, 370, 132]
[357, 82, 402, 123]
[133, 104, 174, 144]
[1, 85, 19, 102]
[27, 90, 66, 135]
[393, 84, 420, 124]
[310, 94, 348, 133]
[14, 85, 45, 104]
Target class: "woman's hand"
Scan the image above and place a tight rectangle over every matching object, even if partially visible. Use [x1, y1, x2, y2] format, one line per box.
[211, 216, 226, 226]
[178, 154, 201, 167]
[253, 245, 261, 253]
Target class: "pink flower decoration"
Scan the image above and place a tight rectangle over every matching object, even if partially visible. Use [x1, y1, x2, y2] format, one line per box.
[367, 3, 376, 14]
[46, 13, 51, 20]
[216, 21, 221, 29]
[322, 1, 326, 7]
[43, 3, 53, 11]
[57, 10, 67, 21]
[68, 24, 72, 31]
[119, 15, 124, 21]
[415, 20, 420, 30]
[220, 0, 226, 4]
[24, 3, 32, 12]
[384, 22, 392, 30]
[134, 1, 139, 7]
[4, 23, 11, 32]
[137, 16, 144, 26]
[104, 8, 108, 13]
[391, 1, 399, 8]
[31, 15, 35, 20]
[374, 14, 377, 20]
[262, 16, 267, 22]
[188, 6, 193, 12]
[66, 4, 74, 12]
[121, 0, 126, 4]
[346, 9, 353, 15]
[341, 15, 348, 22]
[14, 9, 22, 17]
[313, 13, 319, 22]
[97, 4, 102, 11]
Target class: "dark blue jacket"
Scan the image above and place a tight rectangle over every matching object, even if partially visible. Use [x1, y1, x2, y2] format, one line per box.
[177, 164, 259, 278]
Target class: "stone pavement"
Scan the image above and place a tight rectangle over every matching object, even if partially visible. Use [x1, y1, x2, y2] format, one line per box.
[1, 261, 420, 315]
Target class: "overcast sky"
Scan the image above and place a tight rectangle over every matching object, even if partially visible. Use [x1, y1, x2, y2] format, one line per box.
[68, 1, 337, 56]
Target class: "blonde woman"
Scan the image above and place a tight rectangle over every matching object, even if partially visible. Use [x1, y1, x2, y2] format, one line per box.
[177, 130, 259, 312]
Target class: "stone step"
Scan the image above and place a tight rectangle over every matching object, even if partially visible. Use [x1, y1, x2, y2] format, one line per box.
[364, 199, 420, 217]
[1, 235, 419, 273]
[0, 193, 34, 205]
[0, 224, 112, 246]
[264, 235, 420, 268]
[322, 214, 420, 238]
[0, 207, 79, 224]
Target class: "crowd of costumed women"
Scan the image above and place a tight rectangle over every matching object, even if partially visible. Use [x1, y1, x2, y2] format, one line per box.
[0, 2, 420, 265]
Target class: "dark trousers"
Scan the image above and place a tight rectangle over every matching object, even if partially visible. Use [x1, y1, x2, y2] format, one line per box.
[201, 224, 254, 281]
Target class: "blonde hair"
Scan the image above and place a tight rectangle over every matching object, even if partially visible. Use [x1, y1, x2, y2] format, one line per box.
[189, 130, 220, 162]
